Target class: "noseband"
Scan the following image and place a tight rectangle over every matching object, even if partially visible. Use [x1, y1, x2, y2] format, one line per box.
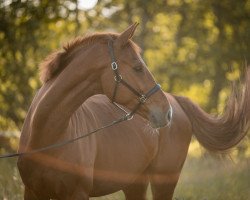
[108, 40, 162, 120]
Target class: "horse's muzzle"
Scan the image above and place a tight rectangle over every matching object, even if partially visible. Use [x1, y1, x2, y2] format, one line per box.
[148, 105, 173, 128]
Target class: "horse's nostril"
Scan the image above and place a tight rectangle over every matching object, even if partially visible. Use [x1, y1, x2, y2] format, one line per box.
[167, 110, 171, 121]
[150, 113, 157, 124]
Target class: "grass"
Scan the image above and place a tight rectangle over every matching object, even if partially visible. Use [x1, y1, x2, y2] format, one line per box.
[173, 156, 250, 200]
[0, 157, 23, 200]
[0, 153, 249, 199]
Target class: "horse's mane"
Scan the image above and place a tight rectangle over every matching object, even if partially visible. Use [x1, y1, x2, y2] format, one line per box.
[39, 32, 141, 84]
[39, 33, 116, 83]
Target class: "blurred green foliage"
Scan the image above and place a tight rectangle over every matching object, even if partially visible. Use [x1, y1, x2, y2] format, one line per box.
[0, 0, 249, 157]
[0, 158, 23, 199]
[1, 0, 250, 131]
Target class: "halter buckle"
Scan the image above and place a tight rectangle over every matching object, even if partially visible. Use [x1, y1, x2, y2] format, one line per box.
[139, 95, 147, 103]
[111, 62, 118, 70]
[114, 75, 122, 82]
[125, 113, 134, 120]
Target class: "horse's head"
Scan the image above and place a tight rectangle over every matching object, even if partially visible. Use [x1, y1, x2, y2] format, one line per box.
[101, 23, 172, 128]
[39, 23, 172, 128]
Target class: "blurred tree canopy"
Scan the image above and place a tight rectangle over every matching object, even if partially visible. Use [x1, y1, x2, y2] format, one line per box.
[0, 0, 250, 131]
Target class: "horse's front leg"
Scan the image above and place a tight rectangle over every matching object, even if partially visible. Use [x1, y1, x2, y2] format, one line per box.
[59, 177, 92, 200]
[64, 190, 89, 200]
[122, 172, 149, 200]
[24, 187, 49, 200]
[150, 172, 180, 200]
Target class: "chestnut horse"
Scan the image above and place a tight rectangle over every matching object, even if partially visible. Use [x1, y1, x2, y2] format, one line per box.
[17, 23, 172, 199]
[17, 23, 250, 199]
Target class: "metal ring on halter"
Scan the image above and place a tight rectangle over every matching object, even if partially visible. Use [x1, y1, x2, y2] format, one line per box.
[114, 75, 122, 82]
[125, 113, 134, 120]
[111, 62, 118, 70]
[139, 95, 147, 103]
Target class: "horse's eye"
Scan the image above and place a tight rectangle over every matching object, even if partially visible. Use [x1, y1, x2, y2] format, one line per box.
[133, 66, 143, 72]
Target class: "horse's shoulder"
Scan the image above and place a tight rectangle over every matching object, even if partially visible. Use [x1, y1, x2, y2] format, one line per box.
[69, 95, 116, 130]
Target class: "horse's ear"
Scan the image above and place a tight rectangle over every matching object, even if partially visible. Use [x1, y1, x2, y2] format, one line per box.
[116, 22, 139, 48]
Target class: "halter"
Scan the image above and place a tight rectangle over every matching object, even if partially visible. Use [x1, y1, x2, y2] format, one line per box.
[108, 40, 162, 120]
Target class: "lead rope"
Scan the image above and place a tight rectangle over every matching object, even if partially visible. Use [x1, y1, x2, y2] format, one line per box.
[0, 115, 130, 159]
[0, 40, 162, 159]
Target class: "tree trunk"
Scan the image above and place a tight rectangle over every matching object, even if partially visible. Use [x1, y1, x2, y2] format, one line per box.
[206, 63, 224, 112]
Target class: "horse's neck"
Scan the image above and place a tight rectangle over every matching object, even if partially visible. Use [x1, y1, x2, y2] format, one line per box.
[28, 50, 102, 149]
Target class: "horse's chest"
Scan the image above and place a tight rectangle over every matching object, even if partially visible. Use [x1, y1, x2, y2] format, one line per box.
[18, 151, 93, 197]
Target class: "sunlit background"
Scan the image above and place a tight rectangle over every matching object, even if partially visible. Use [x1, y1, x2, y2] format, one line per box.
[0, 0, 250, 199]
[78, 0, 98, 10]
